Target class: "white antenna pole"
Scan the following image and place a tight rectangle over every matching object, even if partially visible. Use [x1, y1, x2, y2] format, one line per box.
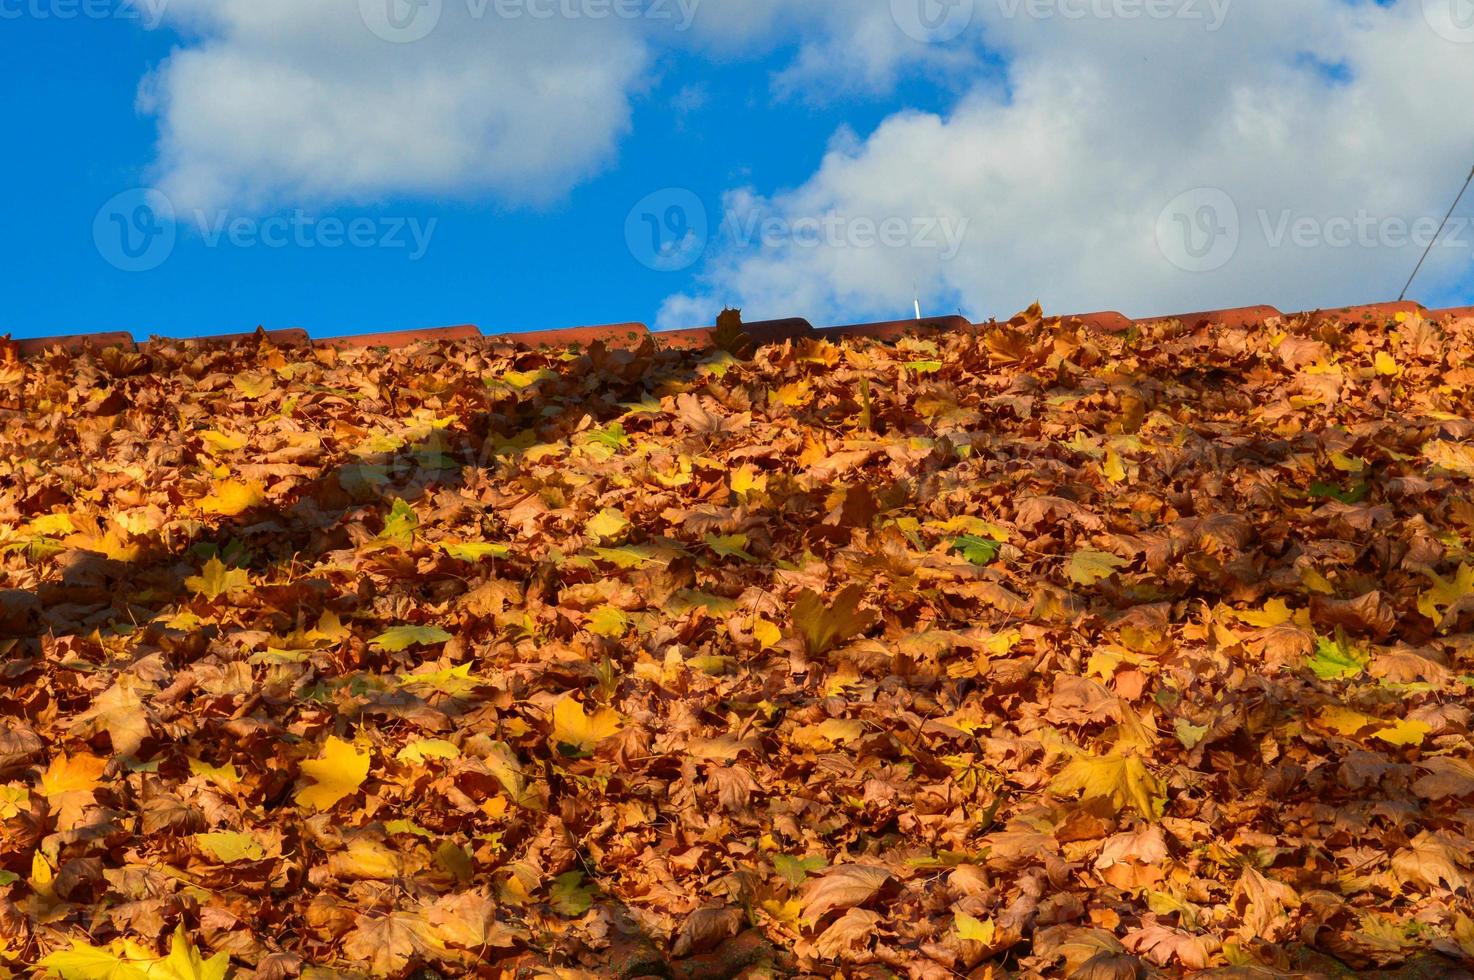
[913, 282, 923, 321]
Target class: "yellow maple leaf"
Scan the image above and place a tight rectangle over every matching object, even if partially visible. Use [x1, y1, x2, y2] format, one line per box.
[184, 558, 252, 601]
[955, 913, 997, 944]
[1375, 718, 1432, 748]
[1374, 351, 1400, 377]
[295, 737, 370, 812]
[549, 695, 624, 757]
[1418, 564, 1474, 629]
[752, 616, 782, 650]
[187, 757, 241, 789]
[1050, 750, 1166, 820]
[1236, 598, 1295, 629]
[1067, 550, 1130, 587]
[38, 752, 107, 798]
[198, 479, 266, 517]
[198, 429, 248, 453]
[159, 926, 231, 980]
[584, 508, 631, 543]
[1102, 448, 1127, 485]
[731, 463, 769, 499]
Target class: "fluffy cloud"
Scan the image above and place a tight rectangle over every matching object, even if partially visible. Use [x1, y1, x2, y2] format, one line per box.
[139, 2, 940, 214]
[142, 0, 651, 212]
[661, 1, 1474, 326]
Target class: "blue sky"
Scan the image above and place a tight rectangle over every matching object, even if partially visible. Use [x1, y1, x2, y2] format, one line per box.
[3, 1, 1473, 341]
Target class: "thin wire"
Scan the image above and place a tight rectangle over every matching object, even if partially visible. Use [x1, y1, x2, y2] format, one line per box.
[1400, 162, 1474, 302]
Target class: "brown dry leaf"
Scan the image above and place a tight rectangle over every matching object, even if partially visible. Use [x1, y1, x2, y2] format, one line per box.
[800, 865, 893, 922]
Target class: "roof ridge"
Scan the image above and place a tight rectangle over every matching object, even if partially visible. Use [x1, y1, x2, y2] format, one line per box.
[3, 300, 1460, 357]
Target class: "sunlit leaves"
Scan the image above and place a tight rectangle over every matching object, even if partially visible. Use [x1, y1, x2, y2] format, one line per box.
[194, 830, 266, 863]
[184, 558, 251, 600]
[792, 585, 877, 657]
[370, 625, 452, 652]
[1307, 636, 1367, 681]
[1051, 750, 1166, 820]
[377, 498, 418, 547]
[294, 737, 370, 812]
[1066, 550, 1130, 587]
[439, 540, 511, 561]
[197, 479, 266, 517]
[395, 739, 460, 764]
[1417, 564, 1474, 630]
[584, 507, 631, 542]
[549, 695, 623, 758]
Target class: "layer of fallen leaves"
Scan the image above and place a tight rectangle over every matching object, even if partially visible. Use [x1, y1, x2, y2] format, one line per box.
[3, 307, 1474, 978]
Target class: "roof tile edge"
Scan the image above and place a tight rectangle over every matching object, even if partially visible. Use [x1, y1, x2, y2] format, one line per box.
[8, 301, 1463, 358]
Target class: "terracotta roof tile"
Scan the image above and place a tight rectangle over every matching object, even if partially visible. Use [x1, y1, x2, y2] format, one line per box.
[5, 299, 1458, 356]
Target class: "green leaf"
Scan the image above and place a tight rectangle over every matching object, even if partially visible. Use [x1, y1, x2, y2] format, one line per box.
[792, 585, 878, 657]
[1309, 481, 1370, 504]
[0, 870, 17, 886]
[951, 535, 1002, 565]
[772, 854, 826, 886]
[549, 871, 596, 917]
[371, 625, 452, 652]
[377, 498, 418, 547]
[1307, 636, 1367, 681]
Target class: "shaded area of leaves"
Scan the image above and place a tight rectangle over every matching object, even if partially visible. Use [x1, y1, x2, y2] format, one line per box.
[2, 308, 1474, 977]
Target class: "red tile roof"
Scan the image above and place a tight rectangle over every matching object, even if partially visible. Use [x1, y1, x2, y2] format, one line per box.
[5, 301, 1466, 357]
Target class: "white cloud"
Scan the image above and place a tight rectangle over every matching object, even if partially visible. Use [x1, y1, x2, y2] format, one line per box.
[661, 1, 1474, 327]
[140, 2, 945, 215]
[143, 0, 650, 213]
